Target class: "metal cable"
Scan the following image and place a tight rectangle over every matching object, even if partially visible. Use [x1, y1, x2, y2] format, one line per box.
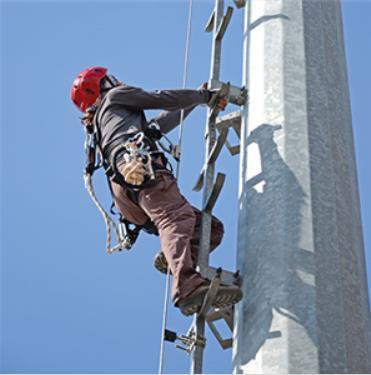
[158, 1, 193, 373]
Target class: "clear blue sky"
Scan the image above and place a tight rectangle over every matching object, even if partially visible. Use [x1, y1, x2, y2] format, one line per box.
[1, 0, 370, 374]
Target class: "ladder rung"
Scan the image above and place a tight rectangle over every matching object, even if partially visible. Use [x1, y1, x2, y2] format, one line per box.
[208, 128, 229, 164]
[204, 173, 225, 213]
[205, 9, 215, 32]
[193, 168, 205, 192]
[193, 126, 229, 192]
[216, 7, 234, 40]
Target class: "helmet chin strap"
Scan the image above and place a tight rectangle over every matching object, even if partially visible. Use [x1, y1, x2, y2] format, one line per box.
[100, 74, 121, 96]
[107, 74, 121, 86]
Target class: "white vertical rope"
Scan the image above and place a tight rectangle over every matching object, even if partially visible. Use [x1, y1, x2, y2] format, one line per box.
[158, 266, 172, 375]
[176, 0, 194, 180]
[158, 1, 193, 373]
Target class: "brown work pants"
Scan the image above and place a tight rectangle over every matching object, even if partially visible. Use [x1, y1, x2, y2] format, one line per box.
[111, 172, 224, 304]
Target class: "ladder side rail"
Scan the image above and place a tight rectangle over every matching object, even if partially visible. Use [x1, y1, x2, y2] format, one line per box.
[190, 0, 225, 373]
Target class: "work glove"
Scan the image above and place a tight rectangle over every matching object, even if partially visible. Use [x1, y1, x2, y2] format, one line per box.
[199, 82, 229, 111]
[207, 85, 230, 111]
[119, 158, 147, 186]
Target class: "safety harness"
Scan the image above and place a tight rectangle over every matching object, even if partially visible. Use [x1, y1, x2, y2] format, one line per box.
[83, 117, 178, 254]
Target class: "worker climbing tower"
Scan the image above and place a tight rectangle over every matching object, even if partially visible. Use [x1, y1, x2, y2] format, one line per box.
[234, 0, 371, 373]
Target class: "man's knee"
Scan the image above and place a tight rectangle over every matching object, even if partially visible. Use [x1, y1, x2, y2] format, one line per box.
[210, 216, 224, 251]
[157, 202, 196, 237]
[170, 205, 196, 232]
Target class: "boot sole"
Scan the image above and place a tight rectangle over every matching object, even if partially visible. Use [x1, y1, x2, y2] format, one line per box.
[179, 287, 243, 316]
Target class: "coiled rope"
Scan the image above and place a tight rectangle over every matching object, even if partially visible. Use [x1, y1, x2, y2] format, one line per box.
[158, 0, 194, 373]
[84, 173, 122, 254]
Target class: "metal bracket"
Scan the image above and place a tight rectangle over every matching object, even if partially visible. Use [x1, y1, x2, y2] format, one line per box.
[216, 111, 242, 156]
[200, 266, 241, 287]
[206, 306, 235, 349]
[167, 270, 240, 354]
[210, 80, 247, 106]
[201, 270, 239, 350]
[164, 327, 206, 354]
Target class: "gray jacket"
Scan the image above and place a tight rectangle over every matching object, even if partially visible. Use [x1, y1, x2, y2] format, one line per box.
[94, 84, 210, 159]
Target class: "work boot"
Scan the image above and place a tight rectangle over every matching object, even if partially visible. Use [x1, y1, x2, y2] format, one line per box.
[176, 281, 243, 317]
[154, 251, 170, 274]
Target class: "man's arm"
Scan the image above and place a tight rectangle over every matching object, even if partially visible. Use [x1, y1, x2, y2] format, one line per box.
[152, 105, 197, 134]
[111, 85, 210, 112]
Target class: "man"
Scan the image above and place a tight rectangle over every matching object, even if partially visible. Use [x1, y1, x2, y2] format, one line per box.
[71, 66, 242, 316]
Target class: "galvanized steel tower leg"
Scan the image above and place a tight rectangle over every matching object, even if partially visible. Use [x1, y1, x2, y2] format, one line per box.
[190, 0, 224, 373]
[233, 0, 371, 373]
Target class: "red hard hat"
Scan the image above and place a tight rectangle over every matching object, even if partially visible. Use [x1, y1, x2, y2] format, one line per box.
[71, 66, 108, 112]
